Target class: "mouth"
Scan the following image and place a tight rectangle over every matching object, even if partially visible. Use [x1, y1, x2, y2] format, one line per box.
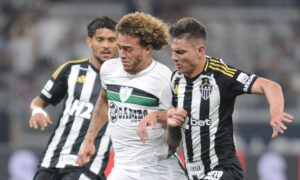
[175, 64, 181, 69]
[100, 50, 112, 58]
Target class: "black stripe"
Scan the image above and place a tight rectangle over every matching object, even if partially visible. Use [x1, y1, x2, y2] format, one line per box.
[87, 122, 111, 174]
[39, 106, 65, 166]
[172, 78, 180, 107]
[71, 66, 100, 154]
[199, 84, 211, 174]
[51, 64, 87, 167]
[183, 78, 194, 162]
[192, 175, 198, 180]
[106, 84, 159, 101]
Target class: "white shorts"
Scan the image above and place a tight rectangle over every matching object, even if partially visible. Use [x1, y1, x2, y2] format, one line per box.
[108, 154, 187, 180]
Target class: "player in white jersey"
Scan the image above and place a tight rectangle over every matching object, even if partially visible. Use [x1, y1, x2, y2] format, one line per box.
[76, 12, 187, 180]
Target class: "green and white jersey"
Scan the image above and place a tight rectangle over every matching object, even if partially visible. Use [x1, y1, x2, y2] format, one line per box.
[101, 58, 172, 167]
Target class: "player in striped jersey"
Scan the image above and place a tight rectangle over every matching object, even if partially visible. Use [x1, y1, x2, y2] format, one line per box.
[76, 12, 187, 180]
[164, 17, 294, 180]
[29, 16, 118, 180]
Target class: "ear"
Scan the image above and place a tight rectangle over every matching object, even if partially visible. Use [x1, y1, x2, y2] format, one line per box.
[197, 45, 205, 56]
[86, 37, 92, 48]
[145, 45, 153, 54]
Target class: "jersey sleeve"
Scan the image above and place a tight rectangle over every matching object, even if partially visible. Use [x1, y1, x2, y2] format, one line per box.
[39, 63, 69, 105]
[227, 69, 258, 97]
[99, 61, 108, 90]
[158, 69, 173, 110]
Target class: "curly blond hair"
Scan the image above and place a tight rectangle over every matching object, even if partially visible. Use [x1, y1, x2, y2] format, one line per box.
[116, 12, 169, 50]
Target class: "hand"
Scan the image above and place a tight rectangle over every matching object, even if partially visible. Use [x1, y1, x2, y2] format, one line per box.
[29, 111, 53, 131]
[137, 112, 157, 143]
[76, 140, 96, 166]
[167, 108, 187, 127]
[270, 112, 293, 138]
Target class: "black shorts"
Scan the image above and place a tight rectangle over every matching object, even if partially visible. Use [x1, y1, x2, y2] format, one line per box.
[33, 167, 106, 180]
[201, 156, 244, 180]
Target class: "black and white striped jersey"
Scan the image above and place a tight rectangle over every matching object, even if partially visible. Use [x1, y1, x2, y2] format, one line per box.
[171, 57, 257, 179]
[39, 58, 111, 176]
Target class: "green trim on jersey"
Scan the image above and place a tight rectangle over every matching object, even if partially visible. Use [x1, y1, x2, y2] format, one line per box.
[106, 84, 159, 107]
[107, 90, 159, 107]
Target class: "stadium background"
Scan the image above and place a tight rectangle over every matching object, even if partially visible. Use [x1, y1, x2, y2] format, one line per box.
[0, 0, 299, 179]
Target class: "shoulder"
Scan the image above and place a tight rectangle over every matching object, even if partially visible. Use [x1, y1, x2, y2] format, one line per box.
[205, 56, 238, 78]
[52, 58, 89, 79]
[151, 60, 172, 78]
[100, 58, 121, 76]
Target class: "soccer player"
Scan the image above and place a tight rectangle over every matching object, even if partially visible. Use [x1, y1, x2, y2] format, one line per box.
[164, 17, 294, 180]
[29, 16, 118, 180]
[76, 12, 187, 180]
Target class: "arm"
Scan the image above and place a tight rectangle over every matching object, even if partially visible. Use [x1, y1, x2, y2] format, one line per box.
[251, 77, 293, 138]
[137, 110, 168, 143]
[164, 108, 187, 150]
[76, 88, 108, 165]
[29, 96, 52, 131]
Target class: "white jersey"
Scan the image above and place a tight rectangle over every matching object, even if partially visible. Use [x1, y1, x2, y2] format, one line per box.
[101, 58, 186, 179]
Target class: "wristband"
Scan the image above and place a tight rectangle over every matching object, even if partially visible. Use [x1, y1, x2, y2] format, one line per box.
[32, 107, 47, 117]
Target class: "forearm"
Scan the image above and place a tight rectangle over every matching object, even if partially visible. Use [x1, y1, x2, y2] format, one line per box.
[85, 91, 108, 142]
[252, 78, 284, 117]
[164, 125, 182, 150]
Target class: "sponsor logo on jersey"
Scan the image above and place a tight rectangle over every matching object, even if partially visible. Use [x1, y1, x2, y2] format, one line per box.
[109, 102, 148, 123]
[190, 118, 211, 127]
[199, 77, 213, 100]
[119, 86, 133, 103]
[69, 99, 94, 119]
[243, 74, 256, 92]
[237, 72, 249, 84]
[203, 170, 224, 180]
[76, 75, 86, 83]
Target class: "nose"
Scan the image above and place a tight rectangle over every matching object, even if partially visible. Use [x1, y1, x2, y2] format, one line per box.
[171, 52, 177, 62]
[102, 40, 110, 48]
[118, 49, 126, 59]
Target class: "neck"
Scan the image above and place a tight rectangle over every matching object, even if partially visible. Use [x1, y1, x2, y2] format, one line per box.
[91, 57, 101, 71]
[130, 56, 152, 75]
[186, 56, 206, 78]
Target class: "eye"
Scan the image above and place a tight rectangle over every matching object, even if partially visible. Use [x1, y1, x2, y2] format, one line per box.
[109, 38, 116, 42]
[97, 37, 104, 42]
[176, 50, 185, 55]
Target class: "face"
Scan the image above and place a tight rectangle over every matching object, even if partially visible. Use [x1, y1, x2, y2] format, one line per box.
[117, 34, 151, 74]
[171, 38, 205, 78]
[87, 28, 118, 62]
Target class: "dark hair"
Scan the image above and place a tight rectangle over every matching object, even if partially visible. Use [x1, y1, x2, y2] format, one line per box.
[116, 12, 169, 50]
[87, 16, 117, 38]
[169, 17, 206, 42]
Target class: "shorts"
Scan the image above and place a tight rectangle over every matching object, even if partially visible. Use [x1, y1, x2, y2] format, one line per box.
[189, 156, 244, 180]
[108, 166, 188, 180]
[33, 167, 106, 180]
[108, 154, 188, 180]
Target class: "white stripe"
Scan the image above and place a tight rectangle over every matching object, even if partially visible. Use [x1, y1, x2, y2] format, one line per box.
[90, 130, 111, 174]
[208, 78, 220, 170]
[57, 65, 97, 167]
[41, 65, 80, 168]
[191, 84, 203, 164]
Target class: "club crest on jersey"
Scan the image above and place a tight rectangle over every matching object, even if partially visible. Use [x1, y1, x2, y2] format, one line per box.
[119, 86, 133, 103]
[199, 77, 213, 100]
